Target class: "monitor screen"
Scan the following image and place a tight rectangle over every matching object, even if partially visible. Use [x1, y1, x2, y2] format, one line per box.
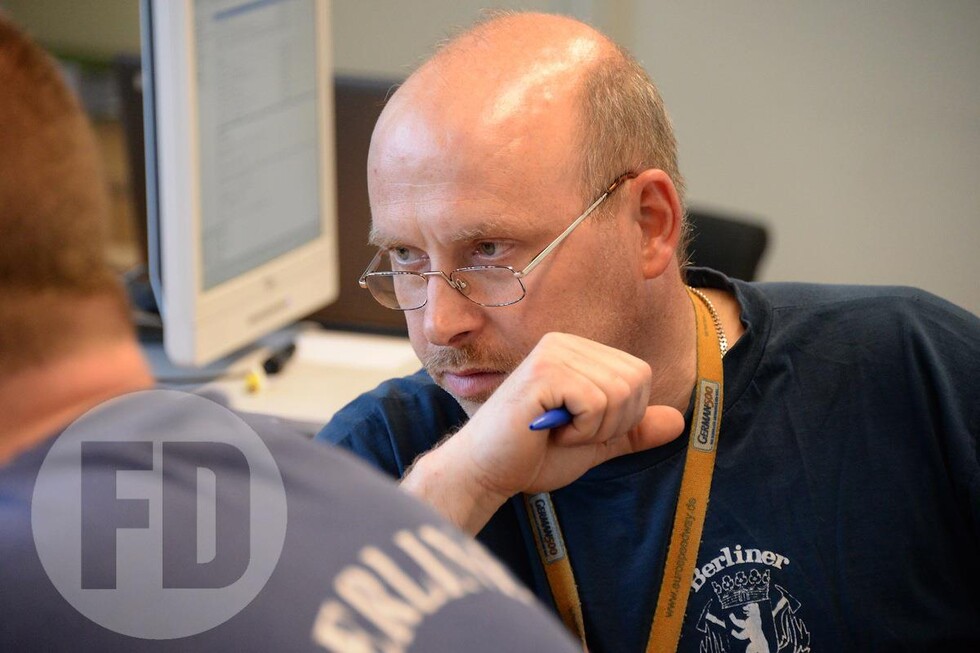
[142, 0, 339, 366]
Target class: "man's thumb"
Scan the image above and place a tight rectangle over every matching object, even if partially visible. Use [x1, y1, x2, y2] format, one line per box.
[629, 405, 685, 452]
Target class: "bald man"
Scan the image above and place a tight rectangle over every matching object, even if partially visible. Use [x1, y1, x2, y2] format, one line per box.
[318, 11, 980, 653]
[0, 14, 584, 652]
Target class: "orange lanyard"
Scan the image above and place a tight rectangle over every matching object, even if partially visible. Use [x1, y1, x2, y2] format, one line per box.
[524, 288, 724, 652]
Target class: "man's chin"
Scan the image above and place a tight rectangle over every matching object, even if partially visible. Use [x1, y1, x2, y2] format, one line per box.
[455, 396, 484, 418]
[442, 388, 492, 418]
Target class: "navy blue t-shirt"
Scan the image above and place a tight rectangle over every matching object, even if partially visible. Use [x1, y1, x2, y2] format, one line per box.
[318, 269, 980, 652]
[0, 392, 580, 652]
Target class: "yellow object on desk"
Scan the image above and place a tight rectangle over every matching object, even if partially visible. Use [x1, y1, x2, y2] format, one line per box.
[244, 368, 267, 394]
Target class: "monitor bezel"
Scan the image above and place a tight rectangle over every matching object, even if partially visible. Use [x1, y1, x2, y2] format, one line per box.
[143, 0, 338, 367]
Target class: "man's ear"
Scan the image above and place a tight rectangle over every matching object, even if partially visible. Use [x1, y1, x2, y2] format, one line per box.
[632, 168, 683, 279]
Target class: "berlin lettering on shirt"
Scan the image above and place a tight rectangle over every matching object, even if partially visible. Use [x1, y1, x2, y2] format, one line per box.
[691, 544, 790, 592]
[688, 544, 810, 652]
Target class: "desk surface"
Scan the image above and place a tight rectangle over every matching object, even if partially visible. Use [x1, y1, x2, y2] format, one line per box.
[143, 325, 421, 430]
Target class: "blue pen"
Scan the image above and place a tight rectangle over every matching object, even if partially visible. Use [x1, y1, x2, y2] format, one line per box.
[529, 406, 574, 431]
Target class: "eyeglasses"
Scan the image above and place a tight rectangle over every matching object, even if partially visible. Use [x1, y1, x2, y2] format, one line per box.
[359, 171, 637, 311]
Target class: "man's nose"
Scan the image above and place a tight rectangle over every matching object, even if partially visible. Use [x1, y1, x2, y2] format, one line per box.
[420, 273, 484, 347]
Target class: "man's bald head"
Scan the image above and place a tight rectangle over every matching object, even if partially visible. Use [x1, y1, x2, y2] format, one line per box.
[374, 12, 684, 214]
[412, 12, 608, 129]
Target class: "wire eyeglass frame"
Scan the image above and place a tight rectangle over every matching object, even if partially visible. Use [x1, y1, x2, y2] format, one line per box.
[358, 171, 637, 311]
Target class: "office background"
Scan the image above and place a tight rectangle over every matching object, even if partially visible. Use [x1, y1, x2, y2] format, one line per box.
[4, 0, 978, 316]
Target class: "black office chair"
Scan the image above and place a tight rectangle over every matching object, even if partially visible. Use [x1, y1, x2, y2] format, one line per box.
[684, 209, 769, 281]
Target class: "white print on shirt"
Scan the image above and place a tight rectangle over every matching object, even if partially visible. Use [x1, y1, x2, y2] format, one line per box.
[690, 544, 811, 653]
[310, 524, 535, 653]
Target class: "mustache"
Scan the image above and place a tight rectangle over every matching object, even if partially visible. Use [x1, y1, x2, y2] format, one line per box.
[423, 344, 523, 377]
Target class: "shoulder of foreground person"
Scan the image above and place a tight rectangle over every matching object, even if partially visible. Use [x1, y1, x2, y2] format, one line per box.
[0, 391, 579, 652]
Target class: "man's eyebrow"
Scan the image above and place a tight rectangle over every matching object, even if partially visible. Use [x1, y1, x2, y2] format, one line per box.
[367, 228, 396, 248]
[445, 220, 507, 242]
[368, 219, 510, 248]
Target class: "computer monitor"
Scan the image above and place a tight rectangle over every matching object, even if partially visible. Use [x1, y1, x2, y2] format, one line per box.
[141, 0, 339, 367]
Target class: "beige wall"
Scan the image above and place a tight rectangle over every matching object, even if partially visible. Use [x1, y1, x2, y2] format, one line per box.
[629, 1, 980, 315]
[1, 0, 140, 57]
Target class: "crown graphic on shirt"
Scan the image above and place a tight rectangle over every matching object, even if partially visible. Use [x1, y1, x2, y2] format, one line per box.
[711, 568, 771, 610]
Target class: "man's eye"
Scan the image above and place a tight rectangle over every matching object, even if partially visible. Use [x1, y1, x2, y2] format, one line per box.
[476, 242, 499, 257]
[391, 247, 418, 264]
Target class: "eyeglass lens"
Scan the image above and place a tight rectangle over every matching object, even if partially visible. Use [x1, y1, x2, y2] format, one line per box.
[364, 266, 526, 310]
